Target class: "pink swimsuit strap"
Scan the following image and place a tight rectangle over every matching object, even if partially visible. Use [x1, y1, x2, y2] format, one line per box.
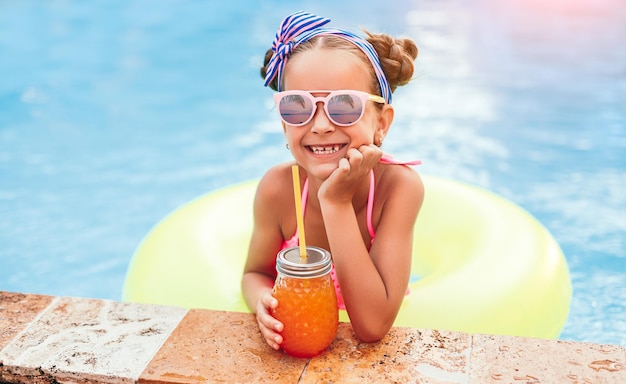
[366, 170, 376, 241]
[379, 155, 422, 166]
[368, 155, 421, 240]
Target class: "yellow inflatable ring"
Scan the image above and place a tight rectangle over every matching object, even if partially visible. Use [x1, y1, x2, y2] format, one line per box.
[122, 175, 571, 338]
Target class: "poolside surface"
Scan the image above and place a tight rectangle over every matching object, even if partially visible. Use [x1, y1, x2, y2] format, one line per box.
[1, 291, 624, 383]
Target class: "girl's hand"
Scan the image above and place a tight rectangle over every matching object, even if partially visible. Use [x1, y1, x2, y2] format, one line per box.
[320, 144, 383, 202]
[255, 290, 284, 350]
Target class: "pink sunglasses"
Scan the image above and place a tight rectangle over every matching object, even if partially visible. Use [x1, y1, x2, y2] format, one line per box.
[273, 90, 385, 127]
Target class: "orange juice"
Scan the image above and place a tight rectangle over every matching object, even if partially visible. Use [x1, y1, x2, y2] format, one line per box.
[271, 246, 338, 358]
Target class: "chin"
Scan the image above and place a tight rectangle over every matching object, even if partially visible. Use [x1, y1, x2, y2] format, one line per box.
[310, 163, 338, 180]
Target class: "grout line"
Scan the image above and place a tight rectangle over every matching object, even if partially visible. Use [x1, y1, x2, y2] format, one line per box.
[297, 358, 312, 383]
[0, 295, 60, 356]
[133, 307, 190, 382]
[466, 334, 473, 384]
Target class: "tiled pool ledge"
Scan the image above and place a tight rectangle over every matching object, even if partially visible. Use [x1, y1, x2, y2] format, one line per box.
[1, 291, 624, 384]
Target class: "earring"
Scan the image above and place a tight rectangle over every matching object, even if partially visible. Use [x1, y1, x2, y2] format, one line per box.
[377, 136, 384, 147]
[286, 143, 290, 150]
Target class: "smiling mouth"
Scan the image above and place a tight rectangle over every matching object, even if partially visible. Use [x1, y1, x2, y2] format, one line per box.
[307, 144, 346, 155]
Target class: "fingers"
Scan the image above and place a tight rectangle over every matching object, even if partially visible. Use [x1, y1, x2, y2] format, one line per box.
[336, 157, 351, 174]
[355, 144, 383, 166]
[345, 147, 363, 171]
[344, 144, 382, 176]
[256, 292, 284, 350]
[320, 144, 381, 201]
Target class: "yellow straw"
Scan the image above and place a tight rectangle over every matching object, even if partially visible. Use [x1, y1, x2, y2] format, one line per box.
[291, 165, 307, 260]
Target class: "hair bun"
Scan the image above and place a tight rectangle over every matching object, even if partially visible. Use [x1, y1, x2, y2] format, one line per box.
[366, 31, 418, 92]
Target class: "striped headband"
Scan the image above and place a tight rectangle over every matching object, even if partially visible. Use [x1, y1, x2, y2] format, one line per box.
[264, 11, 393, 104]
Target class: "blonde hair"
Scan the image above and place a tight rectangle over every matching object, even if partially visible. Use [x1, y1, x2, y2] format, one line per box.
[261, 31, 418, 96]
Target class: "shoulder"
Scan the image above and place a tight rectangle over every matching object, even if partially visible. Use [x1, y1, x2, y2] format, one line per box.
[378, 163, 423, 192]
[375, 163, 424, 211]
[255, 162, 296, 203]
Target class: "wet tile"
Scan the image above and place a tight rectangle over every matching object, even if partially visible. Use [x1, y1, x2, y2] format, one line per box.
[301, 324, 470, 383]
[0, 292, 53, 351]
[470, 334, 626, 383]
[139, 309, 306, 384]
[0, 296, 187, 384]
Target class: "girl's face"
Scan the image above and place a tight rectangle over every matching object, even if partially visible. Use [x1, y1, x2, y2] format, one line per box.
[281, 48, 393, 180]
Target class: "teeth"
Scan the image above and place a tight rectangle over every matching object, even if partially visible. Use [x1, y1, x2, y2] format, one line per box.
[309, 145, 342, 154]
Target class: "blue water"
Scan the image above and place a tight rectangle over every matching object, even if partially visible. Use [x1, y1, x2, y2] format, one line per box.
[1, 1, 624, 347]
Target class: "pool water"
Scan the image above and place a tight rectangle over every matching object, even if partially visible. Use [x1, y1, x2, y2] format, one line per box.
[1, 0, 624, 346]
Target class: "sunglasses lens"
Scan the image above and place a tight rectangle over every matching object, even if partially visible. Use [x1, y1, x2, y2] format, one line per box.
[327, 93, 363, 125]
[278, 94, 314, 125]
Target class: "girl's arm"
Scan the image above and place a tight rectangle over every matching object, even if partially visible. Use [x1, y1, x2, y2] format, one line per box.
[320, 151, 424, 342]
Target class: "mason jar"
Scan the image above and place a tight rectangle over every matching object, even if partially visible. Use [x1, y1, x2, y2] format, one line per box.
[271, 246, 339, 358]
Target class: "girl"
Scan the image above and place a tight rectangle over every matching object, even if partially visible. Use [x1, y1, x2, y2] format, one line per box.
[242, 11, 424, 349]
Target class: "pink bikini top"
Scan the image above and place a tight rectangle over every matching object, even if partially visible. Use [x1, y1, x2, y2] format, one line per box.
[280, 155, 421, 309]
